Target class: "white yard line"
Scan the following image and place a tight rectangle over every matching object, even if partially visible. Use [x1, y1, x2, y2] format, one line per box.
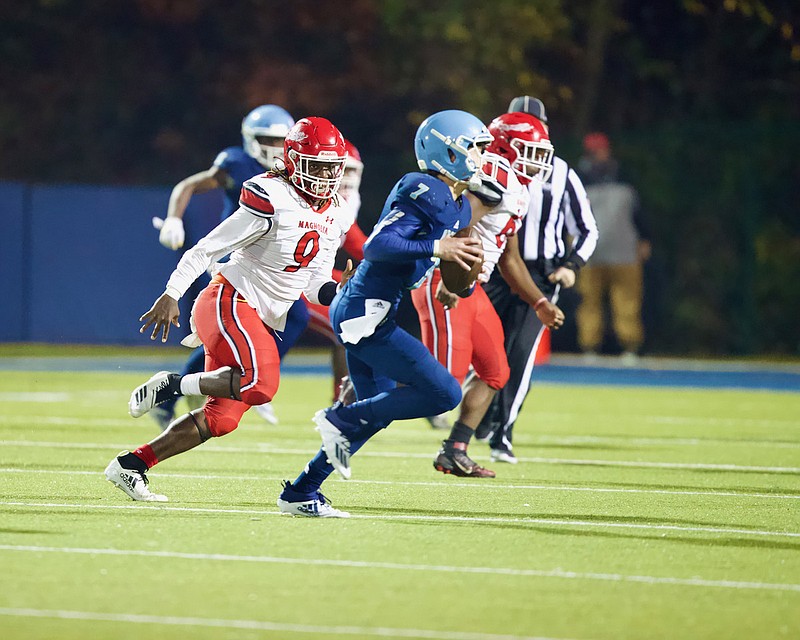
[0, 607, 570, 640]
[3, 467, 798, 501]
[2, 545, 799, 594]
[0, 393, 72, 402]
[3, 501, 799, 539]
[4, 414, 800, 447]
[3, 439, 799, 474]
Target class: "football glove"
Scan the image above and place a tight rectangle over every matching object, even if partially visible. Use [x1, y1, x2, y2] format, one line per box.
[158, 216, 185, 250]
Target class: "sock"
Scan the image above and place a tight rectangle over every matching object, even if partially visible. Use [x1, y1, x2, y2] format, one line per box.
[120, 444, 157, 472]
[292, 422, 383, 496]
[163, 348, 206, 413]
[447, 421, 475, 446]
[180, 373, 203, 396]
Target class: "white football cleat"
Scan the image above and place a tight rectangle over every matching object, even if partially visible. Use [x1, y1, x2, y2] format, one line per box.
[277, 480, 349, 518]
[313, 409, 352, 480]
[490, 448, 519, 464]
[129, 371, 177, 418]
[104, 455, 168, 502]
[253, 402, 279, 425]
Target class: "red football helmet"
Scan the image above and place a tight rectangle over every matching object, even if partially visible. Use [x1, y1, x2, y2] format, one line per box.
[340, 139, 364, 197]
[284, 117, 347, 199]
[487, 112, 554, 184]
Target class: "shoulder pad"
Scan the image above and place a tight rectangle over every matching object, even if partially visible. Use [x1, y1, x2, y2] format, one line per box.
[393, 173, 451, 220]
[469, 179, 503, 206]
[214, 146, 248, 170]
[240, 177, 278, 218]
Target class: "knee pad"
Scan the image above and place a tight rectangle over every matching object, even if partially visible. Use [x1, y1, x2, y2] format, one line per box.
[203, 408, 240, 438]
[240, 385, 275, 408]
[482, 364, 510, 391]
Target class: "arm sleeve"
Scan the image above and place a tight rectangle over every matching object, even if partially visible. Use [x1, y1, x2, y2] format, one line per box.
[363, 207, 436, 263]
[562, 168, 599, 269]
[164, 208, 272, 300]
[302, 234, 339, 305]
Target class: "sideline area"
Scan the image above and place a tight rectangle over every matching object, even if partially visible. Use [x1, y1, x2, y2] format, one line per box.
[1, 345, 798, 392]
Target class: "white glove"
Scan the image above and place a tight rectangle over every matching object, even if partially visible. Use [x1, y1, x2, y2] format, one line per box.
[158, 216, 185, 250]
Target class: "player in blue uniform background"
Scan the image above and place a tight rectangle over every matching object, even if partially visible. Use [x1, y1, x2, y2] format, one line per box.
[151, 104, 308, 429]
[277, 109, 491, 517]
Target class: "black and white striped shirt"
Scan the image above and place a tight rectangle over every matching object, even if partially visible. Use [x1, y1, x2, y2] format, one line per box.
[519, 156, 598, 270]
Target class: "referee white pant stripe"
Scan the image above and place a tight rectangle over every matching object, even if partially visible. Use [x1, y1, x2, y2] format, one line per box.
[501, 285, 560, 440]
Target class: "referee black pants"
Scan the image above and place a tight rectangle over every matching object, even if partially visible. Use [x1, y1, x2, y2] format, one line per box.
[477, 270, 558, 452]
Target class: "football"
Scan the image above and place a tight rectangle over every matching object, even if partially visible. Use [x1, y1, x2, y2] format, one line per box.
[439, 227, 483, 295]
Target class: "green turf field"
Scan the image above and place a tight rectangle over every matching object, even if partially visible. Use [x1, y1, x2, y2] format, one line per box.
[1, 369, 798, 639]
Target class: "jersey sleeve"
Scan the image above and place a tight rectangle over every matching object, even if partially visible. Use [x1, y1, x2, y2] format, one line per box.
[362, 174, 449, 262]
[239, 179, 277, 218]
[391, 173, 452, 224]
[164, 207, 273, 300]
[562, 167, 598, 269]
[213, 146, 246, 172]
[363, 208, 436, 262]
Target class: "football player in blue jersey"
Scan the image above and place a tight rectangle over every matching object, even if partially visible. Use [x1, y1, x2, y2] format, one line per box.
[151, 104, 308, 429]
[277, 110, 491, 517]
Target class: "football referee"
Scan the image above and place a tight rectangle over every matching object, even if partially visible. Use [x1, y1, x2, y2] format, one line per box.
[476, 96, 599, 464]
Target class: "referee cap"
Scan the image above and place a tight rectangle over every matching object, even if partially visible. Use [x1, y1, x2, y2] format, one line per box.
[507, 96, 548, 124]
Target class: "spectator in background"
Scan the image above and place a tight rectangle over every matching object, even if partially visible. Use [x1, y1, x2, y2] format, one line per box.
[576, 132, 651, 366]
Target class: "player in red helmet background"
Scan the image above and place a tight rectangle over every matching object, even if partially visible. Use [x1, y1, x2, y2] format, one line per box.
[412, 111, 564, 477]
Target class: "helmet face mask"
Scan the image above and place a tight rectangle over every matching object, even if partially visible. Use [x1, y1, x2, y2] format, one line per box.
[241, 105, 295, 168]
[283, 117, 347, 200]
[510, 137, 554, 183]
[487, 113, 554, 185]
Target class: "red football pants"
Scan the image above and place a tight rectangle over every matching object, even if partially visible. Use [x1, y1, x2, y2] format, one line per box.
[410, 269, 510, 390]
[192, 275, 281, 437]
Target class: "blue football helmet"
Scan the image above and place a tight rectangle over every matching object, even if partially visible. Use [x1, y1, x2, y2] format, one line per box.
[414, 110, 493, 182]
[241, 105, 295, 168]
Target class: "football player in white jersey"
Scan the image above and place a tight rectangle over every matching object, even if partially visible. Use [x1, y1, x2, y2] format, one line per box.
[411, 112, 565, 477]
[104, 117, 353, 512]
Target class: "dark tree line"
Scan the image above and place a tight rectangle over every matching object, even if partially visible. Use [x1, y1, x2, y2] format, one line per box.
[1, 0, 798, 354]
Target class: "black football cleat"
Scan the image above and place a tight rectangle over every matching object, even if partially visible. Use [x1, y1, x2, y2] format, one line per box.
[433, 441, 496, 478]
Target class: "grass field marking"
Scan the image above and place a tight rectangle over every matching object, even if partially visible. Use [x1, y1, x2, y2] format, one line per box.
[7, 413, 800, 449]
[4, 439, 800, 475]
[0, 392, 72, 402]
[4, 467, 799, 501]
[4, 501, 799, 540]
[535, 411, 800, 430]
[532, 434, 800, 450]
[3, 544, 800, 594]
[0, 607, 571, 640]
